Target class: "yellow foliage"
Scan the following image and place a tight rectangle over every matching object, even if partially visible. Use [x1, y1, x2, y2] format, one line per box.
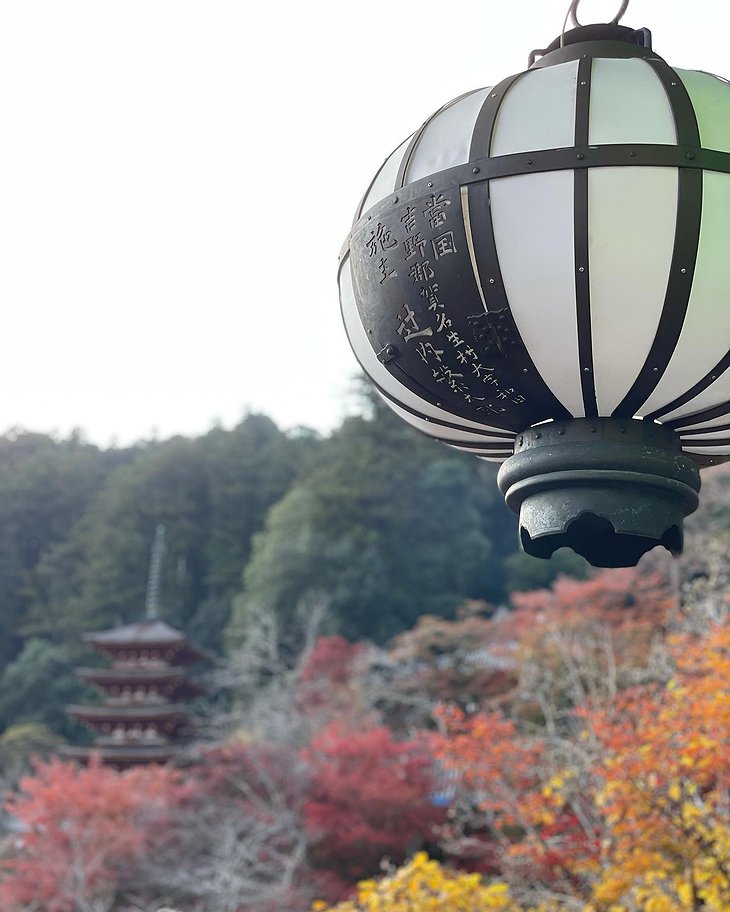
[587, 623, 730, 912]
[311, 852, 553, 912]
[666, 781, 681, 803]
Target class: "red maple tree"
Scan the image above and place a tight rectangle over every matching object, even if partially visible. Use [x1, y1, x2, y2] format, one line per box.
[302, 723, 445, 900]
[0, 755, 186, 912]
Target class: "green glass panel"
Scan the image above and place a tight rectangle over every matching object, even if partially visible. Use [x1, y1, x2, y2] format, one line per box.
[677, 69, 730, 152]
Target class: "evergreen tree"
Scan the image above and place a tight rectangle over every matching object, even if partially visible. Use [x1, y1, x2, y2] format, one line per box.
[0, 431, 120, 668]
[229, 399, 514, 646]
[0, 639, 92, 741]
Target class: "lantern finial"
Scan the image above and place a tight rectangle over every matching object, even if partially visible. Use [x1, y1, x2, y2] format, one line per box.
[563, 0, 630, 35]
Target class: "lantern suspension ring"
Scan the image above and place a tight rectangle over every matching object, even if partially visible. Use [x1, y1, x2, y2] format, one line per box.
[340, 3, 730, 568]
[560, 1, 631, 51]
[564, 0, 630, 33]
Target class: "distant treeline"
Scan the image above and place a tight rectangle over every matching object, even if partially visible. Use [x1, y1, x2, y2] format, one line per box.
[0, 389, 588, 742]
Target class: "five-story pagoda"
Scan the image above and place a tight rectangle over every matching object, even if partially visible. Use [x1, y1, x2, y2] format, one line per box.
[64, 526, 206, 767]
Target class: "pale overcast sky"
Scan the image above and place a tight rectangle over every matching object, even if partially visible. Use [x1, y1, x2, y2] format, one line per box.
[0, 0, 726, 445]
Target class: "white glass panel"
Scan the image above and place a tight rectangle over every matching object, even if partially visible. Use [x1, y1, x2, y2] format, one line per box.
[339, 256, 511, 433]
[639, 172, 730, 416]
[588, 167, 678, 414]
[491, 61, 579, 156]
[360, 135, 412, 215]
[682, 445, 730, 456]
[589, 58, 676, 145]
[659, 371, 730, 424]
[490, 170, 584, 416]
[451, 445, 512, 459]
[677, 69, 730, 153]
[381, 394, 515, 444]
[406, 88, 492, 184]
[680, 429, 730, 441]
[676, 413, 730, 432]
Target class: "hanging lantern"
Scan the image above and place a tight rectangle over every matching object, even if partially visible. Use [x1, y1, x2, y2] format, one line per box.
[338, 1, 730, 568]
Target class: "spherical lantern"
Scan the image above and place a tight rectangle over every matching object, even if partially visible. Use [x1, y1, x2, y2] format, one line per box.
[339, 7, 730, 568]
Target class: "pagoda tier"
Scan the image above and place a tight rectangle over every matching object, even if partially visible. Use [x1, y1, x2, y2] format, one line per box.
[66, 703, 191, 737]
[81, 619, 208, 666]
[75, 665, 204, 700]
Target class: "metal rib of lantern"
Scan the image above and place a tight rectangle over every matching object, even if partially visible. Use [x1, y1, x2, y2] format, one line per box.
[338, 32, 730, 468]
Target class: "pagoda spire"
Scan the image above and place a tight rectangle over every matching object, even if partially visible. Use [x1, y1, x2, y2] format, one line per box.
[145, 524, 166, 621]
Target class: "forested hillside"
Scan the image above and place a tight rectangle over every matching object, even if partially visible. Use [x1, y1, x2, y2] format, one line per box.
[0, 392, 588, 746]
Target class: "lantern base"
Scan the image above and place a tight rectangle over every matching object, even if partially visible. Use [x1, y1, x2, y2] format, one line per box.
[497, 418, 700, 568]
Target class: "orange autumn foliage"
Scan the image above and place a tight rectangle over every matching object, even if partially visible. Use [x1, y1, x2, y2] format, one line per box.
[585, 622, 730, 910]
[434, 706, 542, 828]
[433, 706, 598, 895]
[433, 619, 730, 911]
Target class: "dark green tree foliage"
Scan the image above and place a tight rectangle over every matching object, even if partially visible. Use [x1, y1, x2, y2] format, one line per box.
[200, 418, 319, 601]
[229, 400, 513, 645]
[24, 415, 317, 656]
[50, 436, 212, 639]
[0, 639, 92, 740]
[0, 722, 62, 781]
[0, 431, 121, 666]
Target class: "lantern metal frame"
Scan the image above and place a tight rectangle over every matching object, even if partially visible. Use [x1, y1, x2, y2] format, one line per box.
[339, 17, 730, 566]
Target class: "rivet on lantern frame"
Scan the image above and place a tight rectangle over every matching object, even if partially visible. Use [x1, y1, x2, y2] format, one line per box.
[339, 0, 730, 567]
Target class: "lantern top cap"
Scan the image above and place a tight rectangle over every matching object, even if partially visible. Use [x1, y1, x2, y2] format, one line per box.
[529, 23, 653, 68]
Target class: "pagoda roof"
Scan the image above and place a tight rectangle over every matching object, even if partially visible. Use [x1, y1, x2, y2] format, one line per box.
[60, 744, 178, 767]
[82, 619, 207, 663]
[76, 665, 186, 683]
[67, 703, 190, 723]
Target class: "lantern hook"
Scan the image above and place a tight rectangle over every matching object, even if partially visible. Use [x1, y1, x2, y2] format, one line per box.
[561, 0, 630, 46]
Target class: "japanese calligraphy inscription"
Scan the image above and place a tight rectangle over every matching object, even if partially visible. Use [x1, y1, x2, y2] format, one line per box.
[350, 183, 535, 430]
